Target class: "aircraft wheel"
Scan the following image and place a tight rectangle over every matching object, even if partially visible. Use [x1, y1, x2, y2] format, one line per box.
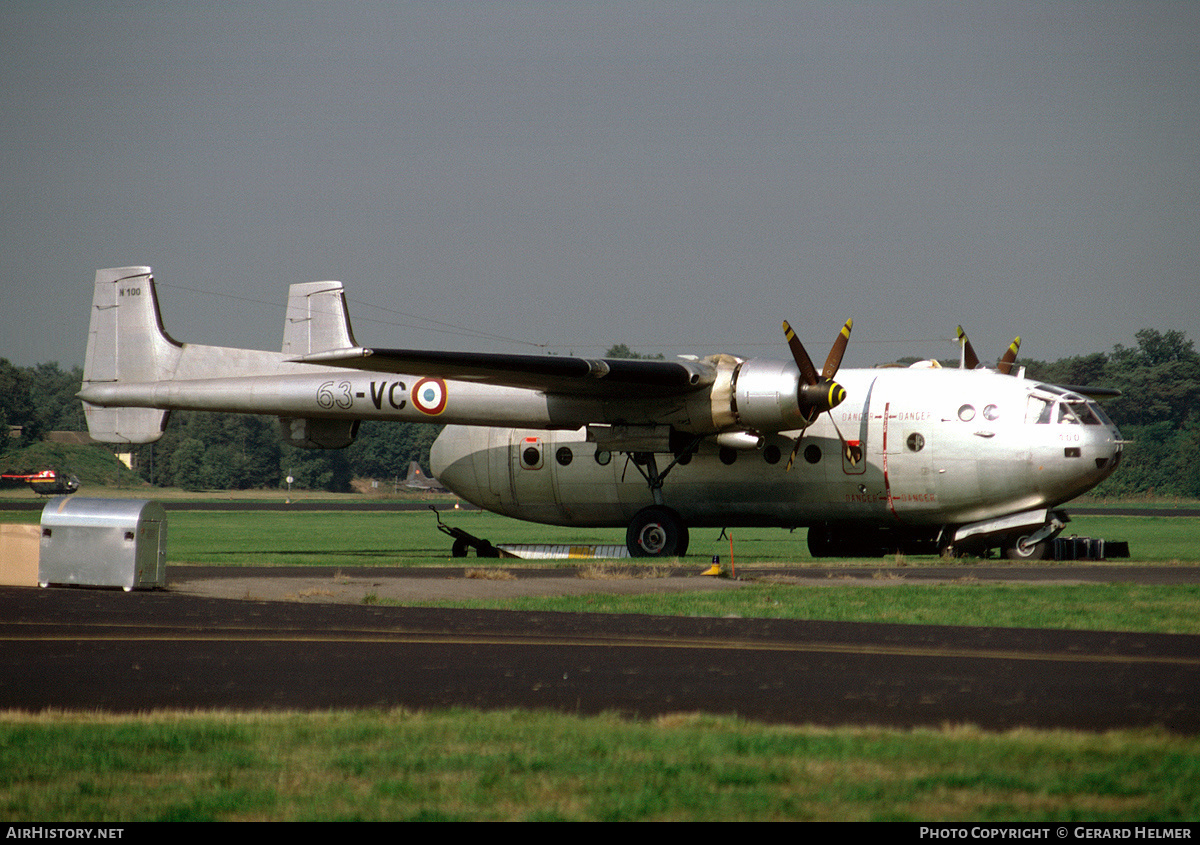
[1004, 535, 1047, 561]
[451, 538, 470, 558]
[627, 506, 689, 557]
[807, 526, 833, 557]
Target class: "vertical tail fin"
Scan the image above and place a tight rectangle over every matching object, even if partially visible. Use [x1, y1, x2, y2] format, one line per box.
[81, 267, 180, 443]
[281, 281, 358, 355]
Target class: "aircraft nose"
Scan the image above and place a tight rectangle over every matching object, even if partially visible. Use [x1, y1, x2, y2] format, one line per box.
[1093, 427, 1123, 477]
[1077, 424, 1124, 489]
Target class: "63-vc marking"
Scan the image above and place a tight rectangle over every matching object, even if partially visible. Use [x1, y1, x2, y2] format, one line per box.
[315, 378, 447, 415]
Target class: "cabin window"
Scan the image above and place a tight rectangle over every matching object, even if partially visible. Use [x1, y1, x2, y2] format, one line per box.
[556, 447, 573, 466]
[958, 404, 975, 422]
[719, 447, 737, 466]
[804, 444, 822, 464]
[763, 444, 781, 465]
[521, 445, 542, 469]
[594, 450, 612, 466]
[906, 433, 925, 452]
[983, 404, 1000, 421]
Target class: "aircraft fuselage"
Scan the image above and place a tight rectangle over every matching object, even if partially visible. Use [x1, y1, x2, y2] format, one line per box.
[430, 367, 1123, 543]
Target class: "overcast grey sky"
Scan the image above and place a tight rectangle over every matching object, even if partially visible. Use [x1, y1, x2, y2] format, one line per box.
[3, 1, 1197, 371]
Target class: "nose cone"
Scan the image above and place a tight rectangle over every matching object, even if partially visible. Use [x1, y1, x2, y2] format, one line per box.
[1042, 423, 1125, 505]
[1090, 425, 1124, 484]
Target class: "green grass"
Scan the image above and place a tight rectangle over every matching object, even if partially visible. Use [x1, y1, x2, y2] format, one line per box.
[123, 509, 1200, 567]
[398, 582, 1200, 635]
[2, 709, 1198, 822]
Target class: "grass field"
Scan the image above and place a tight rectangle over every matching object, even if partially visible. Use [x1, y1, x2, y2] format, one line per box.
[2, 710, 1198, 822]
[2, 499, 1198, 821]
[0, 503, 1181, 564]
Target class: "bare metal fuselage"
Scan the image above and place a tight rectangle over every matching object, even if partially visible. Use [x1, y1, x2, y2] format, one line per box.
[76, 266, 1123, 555]
[430, 367, 1123, 531]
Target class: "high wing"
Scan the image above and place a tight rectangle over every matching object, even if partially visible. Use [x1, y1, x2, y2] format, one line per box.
[293, 348, 716, 397]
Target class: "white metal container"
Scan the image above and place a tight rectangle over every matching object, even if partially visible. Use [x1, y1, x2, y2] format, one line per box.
[39, 497, 167, 590]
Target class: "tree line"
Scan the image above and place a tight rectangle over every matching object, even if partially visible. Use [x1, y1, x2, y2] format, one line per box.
[1, 329, 1196, 496]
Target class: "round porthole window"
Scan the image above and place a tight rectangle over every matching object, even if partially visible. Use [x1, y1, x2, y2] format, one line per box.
[804, 444, 822, 464]
[907, 432, 925, 452]
[958, 404, 976, 422]
[984, 404, 1000, 421]
[594, 450, 612, 466]
[556, 447, 573, 466]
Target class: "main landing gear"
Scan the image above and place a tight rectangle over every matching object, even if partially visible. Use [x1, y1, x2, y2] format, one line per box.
[627, 505, 689, 557]
[621, 440, 700, 558]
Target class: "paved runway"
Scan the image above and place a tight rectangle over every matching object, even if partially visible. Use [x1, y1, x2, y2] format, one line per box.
[2, 568, 1198, 733]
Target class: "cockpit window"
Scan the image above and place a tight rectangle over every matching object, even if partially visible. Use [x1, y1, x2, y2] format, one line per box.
[1026, 396, 1053, 425]
[1056, 403, 1080, 425]
[1028, 389, 1116, 428]
[1067, 401, 1104, 425]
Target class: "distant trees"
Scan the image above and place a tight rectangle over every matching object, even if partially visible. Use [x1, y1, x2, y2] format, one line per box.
[0, 359, 38, 452]
[0, 361, 88, 455]
[6, 328, 1200, 497]
[605, 344, 664, 360]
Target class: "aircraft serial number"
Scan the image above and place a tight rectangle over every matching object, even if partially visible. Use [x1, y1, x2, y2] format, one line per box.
[315, 380, 410, 411]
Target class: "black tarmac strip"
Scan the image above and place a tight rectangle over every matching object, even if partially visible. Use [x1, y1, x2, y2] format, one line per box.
[2, 566, 1199, 734]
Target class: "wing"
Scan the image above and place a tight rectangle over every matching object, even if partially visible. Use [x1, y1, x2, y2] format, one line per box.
[293, 348, 716, 397]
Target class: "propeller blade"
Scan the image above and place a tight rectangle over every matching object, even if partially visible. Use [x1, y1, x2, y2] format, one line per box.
[821, 319, 853, 381]
[783, 320, 819, 385]
[785, 434, 804, 471]
[956, 326, 980, 370]
[829, 415, 862, 466]
[785, 319, 853, 423]
[997, 336, 1021, 375]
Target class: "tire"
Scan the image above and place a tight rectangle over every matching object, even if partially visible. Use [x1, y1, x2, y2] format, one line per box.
[1004, 535, 1047, 560]
[807, 526, 833, 557]
[451, 538, 470, 558]
[626, 506, 689, 557]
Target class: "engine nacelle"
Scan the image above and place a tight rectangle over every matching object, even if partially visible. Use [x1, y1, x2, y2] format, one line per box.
[730, 359, 809, 433]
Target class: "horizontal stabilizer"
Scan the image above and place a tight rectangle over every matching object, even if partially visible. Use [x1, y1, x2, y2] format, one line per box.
[82, 405, 170, 445]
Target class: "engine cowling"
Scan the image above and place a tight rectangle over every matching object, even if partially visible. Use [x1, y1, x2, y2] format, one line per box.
[730, 359, 811, 433]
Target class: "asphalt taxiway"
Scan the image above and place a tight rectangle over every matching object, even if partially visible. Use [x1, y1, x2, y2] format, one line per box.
[2, 564, 1198, 733]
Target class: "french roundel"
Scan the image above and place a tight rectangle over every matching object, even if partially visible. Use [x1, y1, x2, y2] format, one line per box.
[412, 377, 448, 415]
